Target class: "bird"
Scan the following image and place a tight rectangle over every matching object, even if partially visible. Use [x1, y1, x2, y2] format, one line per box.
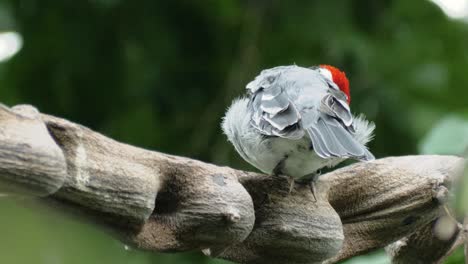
[222, 65, 375, 199]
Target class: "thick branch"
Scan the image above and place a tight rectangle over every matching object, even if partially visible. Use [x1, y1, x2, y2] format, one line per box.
[0, 103, 464, 264]
[385, 218, 460, 264]
[323, 155, 462, 263]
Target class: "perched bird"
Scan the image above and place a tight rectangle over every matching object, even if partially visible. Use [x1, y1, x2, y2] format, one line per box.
[222, 65, 375, 197]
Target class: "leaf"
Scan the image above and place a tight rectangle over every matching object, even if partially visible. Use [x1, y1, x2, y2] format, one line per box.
[419, 115, 468, 155]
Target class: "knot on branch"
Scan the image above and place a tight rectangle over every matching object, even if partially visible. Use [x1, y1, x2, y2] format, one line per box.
[223, 208, 241, 223]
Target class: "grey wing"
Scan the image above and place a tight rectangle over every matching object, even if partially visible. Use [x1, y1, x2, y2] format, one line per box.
[303, 91, 374, 161]
[249, 82, 305, 140]
[247, 66, 374, 161]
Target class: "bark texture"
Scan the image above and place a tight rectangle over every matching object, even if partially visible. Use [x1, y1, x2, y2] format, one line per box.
[0, 103, 465, 263]
[385, 218, 460, 264]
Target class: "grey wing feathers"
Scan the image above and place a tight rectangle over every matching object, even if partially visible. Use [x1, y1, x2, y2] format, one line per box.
[247, 65, 374, 161]
[305, 125, 330, 158]
[304, 89, 374, 161]
[248, 73, 305, 140]
[305, 115, 374, 160]
[319, 92, 353, 127]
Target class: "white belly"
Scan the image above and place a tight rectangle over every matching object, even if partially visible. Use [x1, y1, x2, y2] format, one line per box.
[241, 134, 342, 178]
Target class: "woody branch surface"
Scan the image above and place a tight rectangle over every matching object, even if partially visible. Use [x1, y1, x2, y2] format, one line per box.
[0, 103, 464, 264]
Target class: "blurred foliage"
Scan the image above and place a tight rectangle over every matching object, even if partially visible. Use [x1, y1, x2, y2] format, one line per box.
[454, 157, 468, 220]
[420, 115, 468, 223]
[419, 115, 468, 155]
[0, 0, 467, 263]
[0, 198, 229, 264]
[341, 250, 390, 264]
[445, 247, 466, 264]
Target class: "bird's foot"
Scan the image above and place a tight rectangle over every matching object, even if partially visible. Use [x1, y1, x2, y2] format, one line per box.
[272, 157, 296, 194]
[299, 170, 321, 202]
[288, 176, 295, 194]
[309, 181, 317, 202]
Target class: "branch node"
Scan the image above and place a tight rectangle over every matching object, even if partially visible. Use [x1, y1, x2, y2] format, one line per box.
[224, 208, 241, 223]
[433, 184, 450, 204]
[11, 104, 40, 119]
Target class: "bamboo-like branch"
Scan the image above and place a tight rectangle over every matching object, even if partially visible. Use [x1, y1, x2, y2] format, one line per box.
[0, 103, 465, 264]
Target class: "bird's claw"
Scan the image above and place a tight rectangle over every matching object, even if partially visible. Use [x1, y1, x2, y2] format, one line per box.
[288, 176, 295, 194]
[309, 181, 317, 202]
[300, 170, 320, 202]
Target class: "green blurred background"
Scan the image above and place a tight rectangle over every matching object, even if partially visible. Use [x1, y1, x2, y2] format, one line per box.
[0, 0, 467, 263]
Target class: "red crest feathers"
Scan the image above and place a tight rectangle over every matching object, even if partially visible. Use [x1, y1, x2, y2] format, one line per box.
[320, 65, 351, 104]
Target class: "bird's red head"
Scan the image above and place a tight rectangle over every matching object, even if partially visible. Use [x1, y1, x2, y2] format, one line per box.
[320, 65, 350, 104]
